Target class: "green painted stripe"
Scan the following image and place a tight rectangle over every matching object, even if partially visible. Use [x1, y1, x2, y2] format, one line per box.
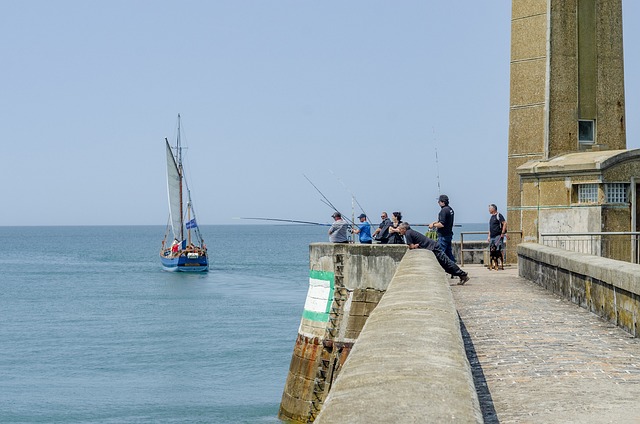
[302, 310, 329, 322]
[309, 269, 334, 283]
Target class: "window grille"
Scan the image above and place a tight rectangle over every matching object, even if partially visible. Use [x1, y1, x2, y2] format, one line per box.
[605, 183, 628, 203]
[578, 184, 598, 203]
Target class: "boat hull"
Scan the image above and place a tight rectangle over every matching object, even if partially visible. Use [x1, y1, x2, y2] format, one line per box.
[160, 254, 209, 272]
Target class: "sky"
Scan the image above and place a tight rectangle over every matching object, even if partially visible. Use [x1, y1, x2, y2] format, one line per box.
[2, 1, 639, 226]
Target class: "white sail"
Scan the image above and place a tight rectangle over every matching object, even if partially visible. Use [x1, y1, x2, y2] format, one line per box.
[165, 139, 183, 240]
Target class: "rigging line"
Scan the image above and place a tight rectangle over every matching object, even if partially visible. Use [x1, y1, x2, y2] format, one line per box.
[328, 169, 371, 225]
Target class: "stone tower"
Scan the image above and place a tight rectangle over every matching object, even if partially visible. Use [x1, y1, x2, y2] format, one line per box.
[507, 0, 626, 242]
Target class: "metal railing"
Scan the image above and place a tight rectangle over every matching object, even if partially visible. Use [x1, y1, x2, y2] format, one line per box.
[540, 232, 640, 264]
[458, 231, 522, 266]
[459, 231, 487, 267]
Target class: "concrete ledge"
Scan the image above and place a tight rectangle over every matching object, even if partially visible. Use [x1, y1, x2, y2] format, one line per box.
[518, 243, 640, 296]
[315, 250, 482, 424]
[310, 243, 408, 291]
[518, 243, 640, 336]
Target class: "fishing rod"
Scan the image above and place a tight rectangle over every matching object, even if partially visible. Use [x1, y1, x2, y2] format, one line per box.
[329, 170, 372, 225]
[303, 174, 356, 226]
[435, 147, 441, 196]
[433, 127, 441, 195]
[233, 217, 330, 226]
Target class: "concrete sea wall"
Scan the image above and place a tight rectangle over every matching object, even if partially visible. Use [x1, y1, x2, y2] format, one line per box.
[279, 243, 481, 423]
[518, 243, 640, 336]
[278, 243, 407, 423]
[314, 249, 482, 424]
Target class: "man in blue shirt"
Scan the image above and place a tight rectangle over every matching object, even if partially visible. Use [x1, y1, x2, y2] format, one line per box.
[352, 213, 372, 244]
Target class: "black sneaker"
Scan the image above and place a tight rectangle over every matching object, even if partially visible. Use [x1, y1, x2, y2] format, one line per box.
[458, 274, 469, 285]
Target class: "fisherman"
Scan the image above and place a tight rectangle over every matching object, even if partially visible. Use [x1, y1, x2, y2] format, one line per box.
[352, 213, 372, 244]
[328, 212, 349, 243]
[372, 211, 392, 244]
[397, 222, 469, 285]
[429, 194, 456, 263]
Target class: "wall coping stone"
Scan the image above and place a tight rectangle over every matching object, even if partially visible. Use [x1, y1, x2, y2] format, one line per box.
[314, 249, 482, 424]
[518, 243, 640, 295]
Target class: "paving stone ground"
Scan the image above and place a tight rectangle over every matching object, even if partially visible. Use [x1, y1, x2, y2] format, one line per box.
[451, 264, 640, 424]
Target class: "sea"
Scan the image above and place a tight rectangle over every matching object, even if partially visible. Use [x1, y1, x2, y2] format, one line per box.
[0, 223, 486, 423]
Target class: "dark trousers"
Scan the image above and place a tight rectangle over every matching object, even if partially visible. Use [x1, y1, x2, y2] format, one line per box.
[432, 247, 466, 277]
[437, 234, 455, 263]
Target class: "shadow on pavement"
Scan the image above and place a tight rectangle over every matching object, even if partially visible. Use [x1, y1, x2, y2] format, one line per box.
[459, 317, 499, 424]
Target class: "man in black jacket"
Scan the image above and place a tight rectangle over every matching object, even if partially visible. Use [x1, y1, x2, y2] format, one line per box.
[429, 194, 455, 262]
[372, 211, 392, 244]
[398, 222, 469, 285]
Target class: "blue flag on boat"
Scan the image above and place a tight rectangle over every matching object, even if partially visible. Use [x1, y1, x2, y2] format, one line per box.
[186, 219, 198, 229]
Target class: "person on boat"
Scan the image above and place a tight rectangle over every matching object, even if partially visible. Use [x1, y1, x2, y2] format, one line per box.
[352, 213, 372, 244]
[328, 212, 349, 243]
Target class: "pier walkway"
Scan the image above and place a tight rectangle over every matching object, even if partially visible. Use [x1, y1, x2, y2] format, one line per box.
[452, 265, 640, 423]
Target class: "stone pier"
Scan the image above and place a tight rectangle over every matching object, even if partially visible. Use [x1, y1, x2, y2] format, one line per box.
[278, 243, 406, 423]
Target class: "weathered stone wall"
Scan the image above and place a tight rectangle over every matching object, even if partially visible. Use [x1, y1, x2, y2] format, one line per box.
[518, 243, 640, 336]
[278, 244, 407, 423]
[453, 240, 487, 265]
[314, 249, 482, 424]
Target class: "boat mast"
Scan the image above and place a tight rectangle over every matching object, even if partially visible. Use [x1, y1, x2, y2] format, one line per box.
[177, 114, 184, 242]
[187, 194, 192, 246]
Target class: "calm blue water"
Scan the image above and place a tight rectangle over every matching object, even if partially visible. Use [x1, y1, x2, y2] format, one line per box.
[0, 224, 485, 423]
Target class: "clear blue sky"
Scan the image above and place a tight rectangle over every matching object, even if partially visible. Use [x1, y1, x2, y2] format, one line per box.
[2, 1, 639, 226]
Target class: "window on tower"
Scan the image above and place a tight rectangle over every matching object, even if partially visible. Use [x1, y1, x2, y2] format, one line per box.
[578, 120, 595, 144]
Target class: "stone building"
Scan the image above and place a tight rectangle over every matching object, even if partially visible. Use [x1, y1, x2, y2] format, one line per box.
[507, 0, 637, 256]
[518, 148, 640, 260]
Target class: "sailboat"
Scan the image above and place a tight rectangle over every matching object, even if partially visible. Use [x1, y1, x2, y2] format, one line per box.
[160, 114, 209, 272]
